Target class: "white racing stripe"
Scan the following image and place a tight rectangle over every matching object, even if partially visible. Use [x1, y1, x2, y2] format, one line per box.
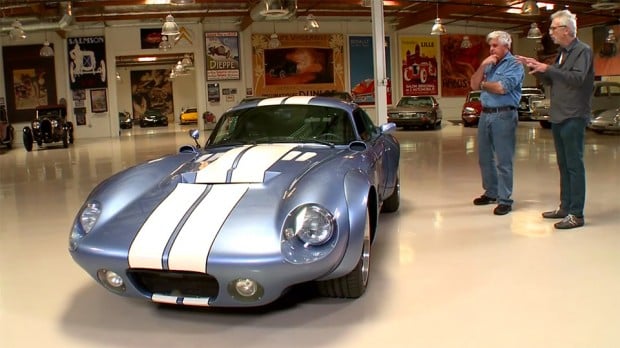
[128, 183, 207, 269]
[231, 144, 297, 182]
[152, 294, 211, 307]
[195, 146, 250, 183]
[167, 184, 249, 272]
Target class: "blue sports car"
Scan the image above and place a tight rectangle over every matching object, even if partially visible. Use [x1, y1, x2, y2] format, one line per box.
[69, 96, 400, 307]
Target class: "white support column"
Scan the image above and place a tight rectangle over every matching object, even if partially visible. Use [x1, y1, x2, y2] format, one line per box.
[370, 0, 388, 125]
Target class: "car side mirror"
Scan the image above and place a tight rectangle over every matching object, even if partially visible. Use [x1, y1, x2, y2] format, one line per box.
[188, 129, 201, 149]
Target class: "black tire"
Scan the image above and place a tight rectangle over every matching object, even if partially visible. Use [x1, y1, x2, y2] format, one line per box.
[23, 128, 33, 152]
[62, 130, 69, 148]
[381, 176, 400, 213]
[317, 209, 371, 298]
[5, 125, 14, 149]
[67, 122, 75, 144]
[540, 121, 551, 129]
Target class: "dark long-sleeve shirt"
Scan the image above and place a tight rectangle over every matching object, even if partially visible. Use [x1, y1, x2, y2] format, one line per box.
[535, 38, 594, 123]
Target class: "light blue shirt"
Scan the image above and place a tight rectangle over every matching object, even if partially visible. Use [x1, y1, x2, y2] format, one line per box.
[480, 51, 524, 108]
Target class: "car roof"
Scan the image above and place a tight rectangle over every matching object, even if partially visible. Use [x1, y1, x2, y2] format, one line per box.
[228, 96, 356, 113]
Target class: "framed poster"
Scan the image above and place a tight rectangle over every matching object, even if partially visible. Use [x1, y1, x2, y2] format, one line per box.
[90, 89, 108, 113]
[75, 107, 87, 125]
[67, 36, 107, 90]
[140, 28, 163, 49]
[206, 32, 240, 81]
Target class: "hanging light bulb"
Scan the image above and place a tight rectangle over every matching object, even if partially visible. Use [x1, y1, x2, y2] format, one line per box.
[521, 0, 540, 16]
[535, 39, 544, 53]
[268, 23, 281, 48]
[606, 28, 617, 43]
[116, 72, 121, 81]
[181, 53, 193, 68]
[40, 38, 55, 57]
[9, 19, 27, 40]
[527, 23, 543, 39]
[430, 1, 446, 35]
[158, 35, 173, 51]
[161, 14, 180, 36]
[304, 14, 320, 32]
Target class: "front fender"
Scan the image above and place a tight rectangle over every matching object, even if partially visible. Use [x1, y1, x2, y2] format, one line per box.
[319, 169, 375, 280]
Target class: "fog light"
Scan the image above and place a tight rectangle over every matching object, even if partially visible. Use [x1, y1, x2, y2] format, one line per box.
[97, 269, 126, 293]
[228, 278, 264, 302]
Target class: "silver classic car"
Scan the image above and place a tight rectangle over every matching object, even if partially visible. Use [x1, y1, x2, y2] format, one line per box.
[388, 95, 442, 130]
[69, 96, 400, 308]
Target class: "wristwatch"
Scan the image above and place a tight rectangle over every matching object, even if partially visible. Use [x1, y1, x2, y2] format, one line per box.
[480, 81, 486, 90]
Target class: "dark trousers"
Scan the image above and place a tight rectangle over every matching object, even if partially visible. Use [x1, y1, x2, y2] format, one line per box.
[551, 117, 587, 217]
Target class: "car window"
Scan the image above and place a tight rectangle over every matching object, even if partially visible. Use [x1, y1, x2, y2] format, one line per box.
[353, 108, 378, 141]
[209, 105, 356, 145]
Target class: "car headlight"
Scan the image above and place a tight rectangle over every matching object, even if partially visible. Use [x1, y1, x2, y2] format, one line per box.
[281, 204, 337, 264]
[80, 201, 102, 234]
[51, 120, 58, 127]
[32, 121, 40, 129]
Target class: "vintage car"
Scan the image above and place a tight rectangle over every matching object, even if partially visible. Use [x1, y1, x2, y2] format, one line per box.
[531, 81, 620, 129]
[388, 95, 442, 130]
[588, 108, 620, 133]
[119, 111, 133, 129]
[68, 96, 400, 308]
[139, 109, 169, 127]
[180, 107, 198, 125]
[317, 91, 354, 103]
[517, 87, 546, 121]
[23, 104, 74, 151]
[461, 90, 482, 127]
[0, 105, 14, 150]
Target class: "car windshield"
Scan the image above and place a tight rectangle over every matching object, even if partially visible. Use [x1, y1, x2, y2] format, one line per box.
[397, 97, 433, 107]
[185, 108, 197, 113]
[207, 104, 356, 146]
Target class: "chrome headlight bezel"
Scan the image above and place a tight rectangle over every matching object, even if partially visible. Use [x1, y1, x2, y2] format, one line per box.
[281, 204, 337, 264]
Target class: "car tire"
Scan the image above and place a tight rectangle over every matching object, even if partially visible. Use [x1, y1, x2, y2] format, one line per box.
[67, 122, 75, 144]
[62, 130, 69, 148]
[540, 121, 551, 129]
[381, 176, 400, 213]
[23, 127, 33, 152]
[317, 208, 371, 298]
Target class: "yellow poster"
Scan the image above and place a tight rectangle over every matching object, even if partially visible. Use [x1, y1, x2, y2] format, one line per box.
[399, 36, 439, 96]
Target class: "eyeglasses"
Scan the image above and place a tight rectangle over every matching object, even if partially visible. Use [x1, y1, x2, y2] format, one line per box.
[549, 25, 567, 32]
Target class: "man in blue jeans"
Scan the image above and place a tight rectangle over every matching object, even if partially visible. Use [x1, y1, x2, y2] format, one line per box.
[470, 31, 523, 216]
[517, 10, 594, 229]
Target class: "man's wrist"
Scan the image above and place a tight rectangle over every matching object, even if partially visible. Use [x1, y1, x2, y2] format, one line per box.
[480, 81, 485, 90]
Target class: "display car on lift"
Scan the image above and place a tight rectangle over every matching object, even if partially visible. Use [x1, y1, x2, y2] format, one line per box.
[23, 104, 74, 151]
[68, 96, 400, 308]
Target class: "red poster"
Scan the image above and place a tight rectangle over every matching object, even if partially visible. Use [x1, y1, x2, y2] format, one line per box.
[399, 36, 439, 96]
[440, 34, 487, 97]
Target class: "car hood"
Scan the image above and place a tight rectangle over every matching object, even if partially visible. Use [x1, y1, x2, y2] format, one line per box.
[388, 105, 434, 113]
[77, 143, 347, 272]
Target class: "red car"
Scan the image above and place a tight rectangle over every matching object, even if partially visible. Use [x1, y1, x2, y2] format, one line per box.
[461, 90, 482, 127]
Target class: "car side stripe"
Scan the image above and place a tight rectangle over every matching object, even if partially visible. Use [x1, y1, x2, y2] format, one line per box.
[128, 183, 207, 270]
[167, 184, 249, 273]
[231, 144, 297, 182]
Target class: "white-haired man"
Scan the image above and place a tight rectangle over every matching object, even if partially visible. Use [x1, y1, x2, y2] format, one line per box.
[516, 10, 594, 229]
[470, 30, 524, 216]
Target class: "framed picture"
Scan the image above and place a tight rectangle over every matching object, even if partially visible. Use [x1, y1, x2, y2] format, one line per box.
[90, 88, 108, 113]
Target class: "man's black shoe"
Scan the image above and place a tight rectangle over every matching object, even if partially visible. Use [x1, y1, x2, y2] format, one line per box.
[493, 204, 512, 215]
[542, 207, 568, 219]
[473, 195, 497, 205]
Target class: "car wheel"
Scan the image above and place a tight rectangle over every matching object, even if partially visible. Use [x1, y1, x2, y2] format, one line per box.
[23, 127, 33, 152]
[381, 176, 400, 213]
[434, 120, 442, 130]
[62, 130, 69, 148]
[67, 122, 75, 144]
[317, 208, 371, 298]
[540, 121, 551, 129]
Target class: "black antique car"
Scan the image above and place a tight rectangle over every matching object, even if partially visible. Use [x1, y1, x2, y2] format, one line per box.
[0, 105, 15, 150]
[23, 104, 74, 151]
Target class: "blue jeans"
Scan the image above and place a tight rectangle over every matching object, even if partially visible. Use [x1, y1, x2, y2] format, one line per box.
[551, 117, 586, 217]
[477, 110, 517, 206]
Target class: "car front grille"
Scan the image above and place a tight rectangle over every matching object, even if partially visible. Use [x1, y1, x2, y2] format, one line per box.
[127, 269, 219, 297]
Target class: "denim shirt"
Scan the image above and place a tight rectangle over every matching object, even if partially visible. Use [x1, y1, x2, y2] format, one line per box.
[480, 51, 524, 108]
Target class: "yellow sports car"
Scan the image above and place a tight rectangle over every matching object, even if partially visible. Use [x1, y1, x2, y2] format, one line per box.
[180, 107, 198, 124]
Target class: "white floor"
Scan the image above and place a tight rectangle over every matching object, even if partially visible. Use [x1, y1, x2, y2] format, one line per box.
[1, 122, 619, 348]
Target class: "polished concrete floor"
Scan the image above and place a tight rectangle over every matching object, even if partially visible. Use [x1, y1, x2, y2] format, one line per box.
[1, 122, 619, 347]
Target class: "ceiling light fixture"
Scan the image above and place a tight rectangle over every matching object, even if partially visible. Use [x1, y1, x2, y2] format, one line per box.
[9, 19, 27, 40]
[304, 14, 320, 32]
[460, 35, 472, 49]
[527, 22, 543, 39]
[40, 31, 55, 57]
[430, 1, 446, 35]
[268, 23, 281, 48]
[161, 14, 180, 36]
[606, 28, 617, 43]
[521, 0, 540, 16]
[158, 35, 173, 51]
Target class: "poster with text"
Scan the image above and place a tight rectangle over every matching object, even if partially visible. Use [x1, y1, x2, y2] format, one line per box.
[399, 36, 439, 96]
[206, 32, 240, 81]
[440, 34, 487, 97]
[349, 36, 392, 105]
[67, 36, 107, 90]
[251, 33, 344, 97]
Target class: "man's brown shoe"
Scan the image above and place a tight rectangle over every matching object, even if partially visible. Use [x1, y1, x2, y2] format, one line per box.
[473, 195, 497, 205]
[542, 207, 568, 219]
[554, 214, 584, 229]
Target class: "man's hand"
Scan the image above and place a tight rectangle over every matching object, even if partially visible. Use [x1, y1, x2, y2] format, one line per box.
[515, 55, 548, 74]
